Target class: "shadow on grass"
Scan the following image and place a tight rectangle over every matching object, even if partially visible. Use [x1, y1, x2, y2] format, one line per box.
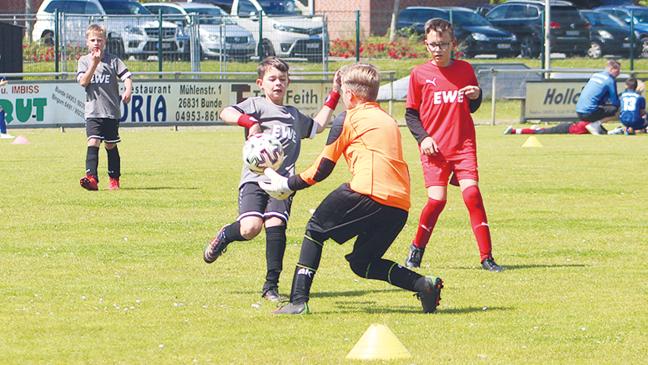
[316, 305, 514, 315]
[120, 186, 199, 191]
[230, 288, 401, 298]
[450, 263, 587, 271]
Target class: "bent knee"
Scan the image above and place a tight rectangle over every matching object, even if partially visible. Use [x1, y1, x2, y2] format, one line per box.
[239, 217, 263, 239]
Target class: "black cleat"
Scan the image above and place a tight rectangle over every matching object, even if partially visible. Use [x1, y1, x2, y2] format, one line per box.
[481, 257, 503, 272]
[203, 226, 228, 263]
[262, 287, 282, 302]
[405, 244, 425, 268]
[417, 276, 443, 313]
[273, 302, 310, 315]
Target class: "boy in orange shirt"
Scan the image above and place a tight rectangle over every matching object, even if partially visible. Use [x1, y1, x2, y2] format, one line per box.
[261, 64, 444, 314]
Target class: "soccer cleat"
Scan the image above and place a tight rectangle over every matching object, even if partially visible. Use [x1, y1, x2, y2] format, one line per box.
[416, 276, 443, 313]
[262, 287, 282, 302]
[481, 257, 503, 272]
[273, 301, 310, 315]
[503, 125, 513, 135]
[108, 177, 120, 190]
[203, 226, 229, 264]
[585, 121, 603, 135]
[405, 244, 425, 268]
[80, 175, 99, 191]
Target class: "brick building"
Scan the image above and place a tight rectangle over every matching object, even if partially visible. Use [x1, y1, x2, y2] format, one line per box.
[1, 0, 44, 14]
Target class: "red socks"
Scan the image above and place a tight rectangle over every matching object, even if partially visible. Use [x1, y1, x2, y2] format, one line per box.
[462, 185, 492, 261]
[511, 128, 536, 134]
[412, 199, 446, 249]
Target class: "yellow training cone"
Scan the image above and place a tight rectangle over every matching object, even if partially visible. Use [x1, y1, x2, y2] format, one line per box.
[521, 136, 543, 148]
[346, 324, 411, 360]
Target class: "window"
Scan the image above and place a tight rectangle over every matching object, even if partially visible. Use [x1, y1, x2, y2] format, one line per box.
[507, 5, 527, 19]
[524, 6, 539, 18]
[238, 0, 258, 17]
[486, 6, 508, 20]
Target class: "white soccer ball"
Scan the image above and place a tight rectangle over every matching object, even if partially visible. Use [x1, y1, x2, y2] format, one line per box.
[243, 133, 285, 174]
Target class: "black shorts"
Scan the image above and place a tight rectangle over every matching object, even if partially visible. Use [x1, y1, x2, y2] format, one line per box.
[538, 122, 572, 134]
[86, 118, 121, 143]
[577, 104, 618, 122]
[238, 182, 294, 223]
[306, 183, 408, 264]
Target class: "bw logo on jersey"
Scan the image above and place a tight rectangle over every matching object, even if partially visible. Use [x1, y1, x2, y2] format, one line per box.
[91, 73, 112, 84]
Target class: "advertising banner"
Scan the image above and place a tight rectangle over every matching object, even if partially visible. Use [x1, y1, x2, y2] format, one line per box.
[0, 79, 338, 127]
[524, 79, 626, 121]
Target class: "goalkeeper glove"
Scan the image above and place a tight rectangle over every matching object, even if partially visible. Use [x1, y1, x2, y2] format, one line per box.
[259, 168, 293, 200]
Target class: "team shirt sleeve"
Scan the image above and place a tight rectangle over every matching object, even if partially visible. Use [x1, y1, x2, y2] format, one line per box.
[406, 68, 421, 110]
[76, 56, 88, 83]
[232, 98, 258, 118]
[296, 110, 317, 139]
[287, 112, 348, 190]
[639, 96, 646, 113]
[608, 77, 620, 107]
[115, 58, 132, 81]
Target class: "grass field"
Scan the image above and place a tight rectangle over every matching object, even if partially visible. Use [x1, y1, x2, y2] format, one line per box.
[1, 125, 647, 364]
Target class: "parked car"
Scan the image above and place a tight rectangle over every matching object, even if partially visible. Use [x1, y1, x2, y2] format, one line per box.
[32, 0, 181, 59]
[580, 10, 641, 58]
[486, 0, 590, 58]
[189, 0, 326, 62]
[144, 2, 256, 61]
[396, 7, 519, 58]
[594, 5, 648, 57]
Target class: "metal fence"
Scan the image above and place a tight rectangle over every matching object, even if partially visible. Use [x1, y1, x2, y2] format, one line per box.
[2, 6, 648, 75]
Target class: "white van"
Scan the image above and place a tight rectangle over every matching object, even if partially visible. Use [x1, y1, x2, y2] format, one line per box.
[32, 0, 181, 59]
[190, 0, 327, 62]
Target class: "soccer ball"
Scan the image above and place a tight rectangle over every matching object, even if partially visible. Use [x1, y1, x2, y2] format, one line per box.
[243, 133, 285, 174]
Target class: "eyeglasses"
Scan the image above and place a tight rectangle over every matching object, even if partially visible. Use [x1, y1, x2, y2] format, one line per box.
[426, 42, 451, 50]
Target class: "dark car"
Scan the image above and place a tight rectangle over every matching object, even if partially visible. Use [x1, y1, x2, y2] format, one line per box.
[396, 6, 519, 58]
[595, 5, 648, 57]
[580, 10, 641, 58]
[486, 0, 590, 58]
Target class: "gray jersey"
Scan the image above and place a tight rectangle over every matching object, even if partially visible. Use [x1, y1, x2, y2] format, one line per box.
[235, 96, 317, 187]
[77, 52, 132, 119]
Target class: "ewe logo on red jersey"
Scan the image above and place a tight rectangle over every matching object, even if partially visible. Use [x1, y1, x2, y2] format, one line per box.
[433, 89, 465, 105]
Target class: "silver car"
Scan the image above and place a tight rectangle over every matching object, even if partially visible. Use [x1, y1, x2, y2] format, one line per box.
[145, 2, 256, 60]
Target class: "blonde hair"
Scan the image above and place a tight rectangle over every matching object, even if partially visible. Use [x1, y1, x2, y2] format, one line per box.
[257, 56, 289, 79]
[86, 24, 106, 39]
[341, 63, 380, 102]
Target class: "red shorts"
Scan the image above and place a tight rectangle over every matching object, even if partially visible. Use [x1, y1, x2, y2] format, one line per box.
[420, 150, 478, 187]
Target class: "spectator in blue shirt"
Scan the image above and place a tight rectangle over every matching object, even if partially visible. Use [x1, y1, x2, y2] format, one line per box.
[575, 60, 621, 134]
[618, 78, 646, 135]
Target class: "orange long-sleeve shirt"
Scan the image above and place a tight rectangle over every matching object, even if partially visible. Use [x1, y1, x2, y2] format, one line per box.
[291, 102, 411, 211]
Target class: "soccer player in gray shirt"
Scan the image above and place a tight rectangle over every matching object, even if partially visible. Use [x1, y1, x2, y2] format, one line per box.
[204, 57, 341, 302]
[77, 24, 132, 191]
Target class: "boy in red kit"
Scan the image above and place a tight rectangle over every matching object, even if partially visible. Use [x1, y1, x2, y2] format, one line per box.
[404, 18, 502, 272]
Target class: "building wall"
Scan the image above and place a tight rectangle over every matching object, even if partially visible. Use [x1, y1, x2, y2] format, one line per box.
[0, 0, 45, 14]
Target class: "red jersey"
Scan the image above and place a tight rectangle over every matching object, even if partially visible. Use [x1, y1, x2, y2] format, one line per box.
[407, 60, 479, 156]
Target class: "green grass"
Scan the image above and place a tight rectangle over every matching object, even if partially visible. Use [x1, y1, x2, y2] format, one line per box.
[1, 126, 647, 364]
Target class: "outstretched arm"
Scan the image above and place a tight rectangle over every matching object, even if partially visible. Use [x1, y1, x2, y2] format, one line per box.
[312, 70, 343, 133]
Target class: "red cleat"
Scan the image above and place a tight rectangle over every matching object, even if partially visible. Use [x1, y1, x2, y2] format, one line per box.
[80, 175, 98, 191]
[108, 177, 120, 190]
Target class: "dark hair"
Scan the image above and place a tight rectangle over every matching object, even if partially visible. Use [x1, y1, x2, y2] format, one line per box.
[257, 57, 289, 78]
[424, 18, 454, 37]
[626, 77, 638, 90]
